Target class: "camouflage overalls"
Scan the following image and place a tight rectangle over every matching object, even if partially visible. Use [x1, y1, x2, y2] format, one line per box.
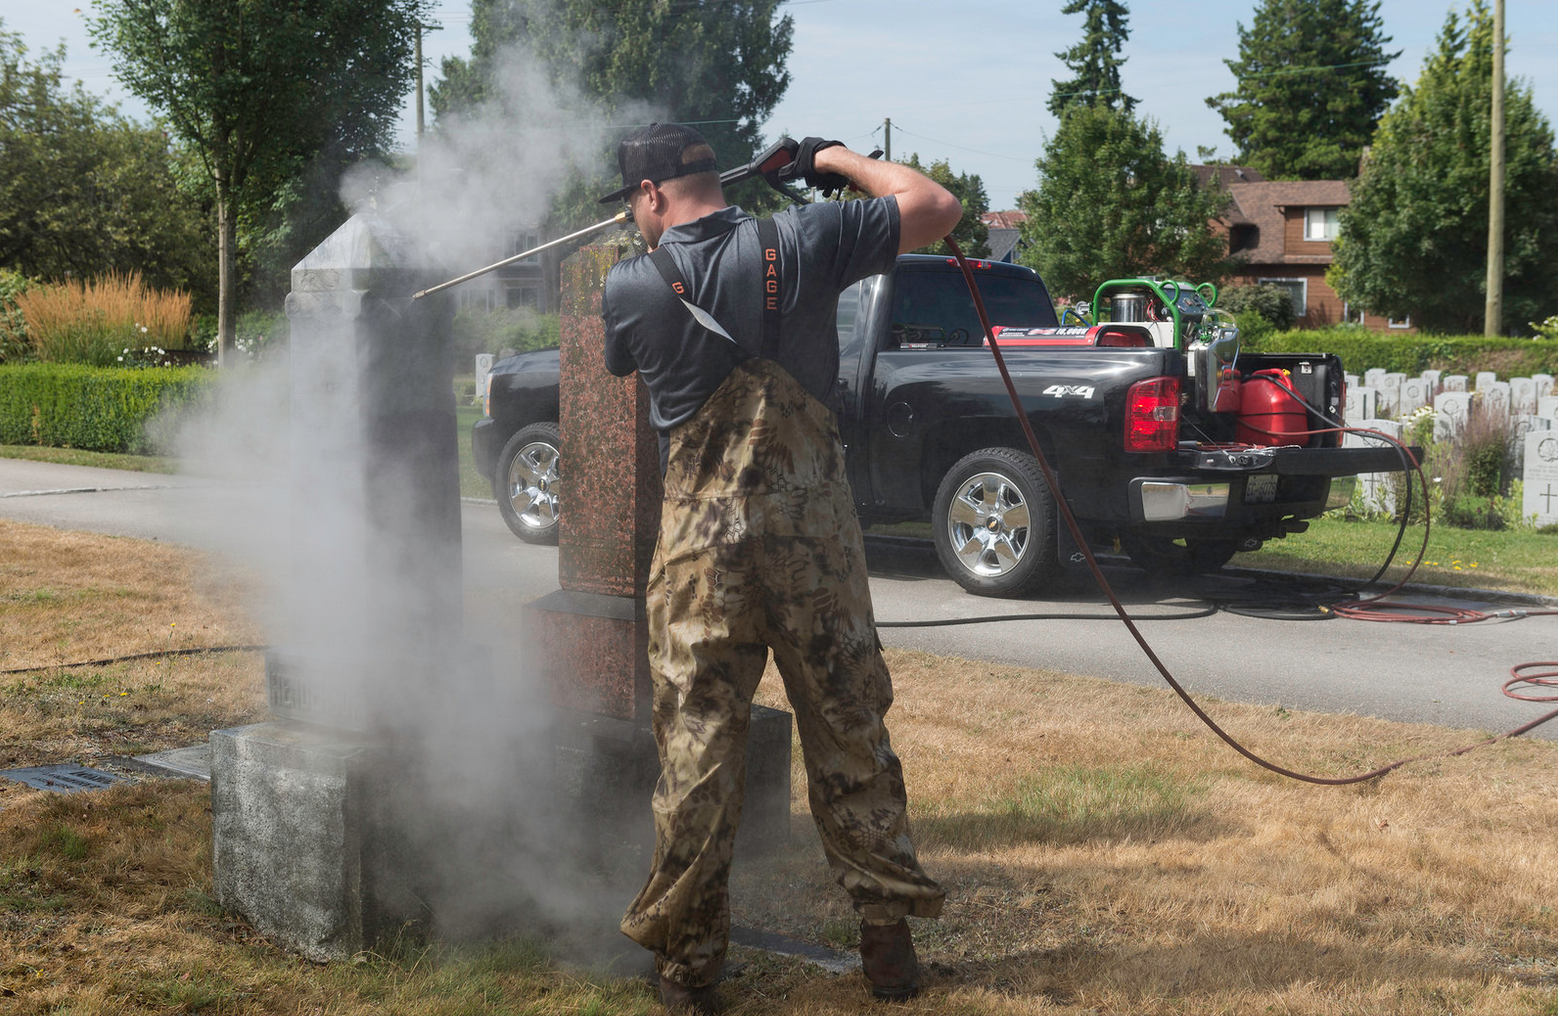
[620, 356, 945, 989]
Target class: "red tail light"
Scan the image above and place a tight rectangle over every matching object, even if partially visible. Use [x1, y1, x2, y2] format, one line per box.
[1125, 376, 1181, 452]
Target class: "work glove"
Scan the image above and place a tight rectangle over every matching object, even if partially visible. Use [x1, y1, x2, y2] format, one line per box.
[787, 137, 849, 197]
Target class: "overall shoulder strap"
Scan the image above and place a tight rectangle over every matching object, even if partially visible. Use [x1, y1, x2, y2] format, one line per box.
[647, 245, 735, 344]
[756, 217, 781, 359]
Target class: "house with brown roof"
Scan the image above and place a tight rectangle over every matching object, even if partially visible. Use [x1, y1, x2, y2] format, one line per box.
[1198, 166, 1414, 333]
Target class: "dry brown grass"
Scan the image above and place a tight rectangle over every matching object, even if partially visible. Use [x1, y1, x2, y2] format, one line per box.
[3, 518, 1558, 1014]
[11, 270, 193, 362]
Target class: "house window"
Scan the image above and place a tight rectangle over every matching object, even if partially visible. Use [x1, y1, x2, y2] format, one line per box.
[1388, 316, 1412, 330]
[505, 285, 539, 310]
[459, 287, 498, 312]
[1304, 208, 1339, 242]
[505, 232, 541, 263]
[1259, 277, 1308, 317]
[1342, 302, 1365, 326]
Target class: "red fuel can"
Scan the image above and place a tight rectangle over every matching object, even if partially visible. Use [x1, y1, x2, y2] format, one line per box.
[1236, 368, 1308, 446]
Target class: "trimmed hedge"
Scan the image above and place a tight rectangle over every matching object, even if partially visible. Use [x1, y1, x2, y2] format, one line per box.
[1242, 327, 1558, 378]
[0, 363, 214, 454]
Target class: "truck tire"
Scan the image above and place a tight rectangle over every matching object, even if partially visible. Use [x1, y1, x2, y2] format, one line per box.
[494, 423, 561, 544]
[1119, 535, 1246, 577]
[932, 447, 1058, 597]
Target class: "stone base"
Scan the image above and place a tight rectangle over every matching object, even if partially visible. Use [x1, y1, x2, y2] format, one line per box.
[553, 702, 793, 861]
[210, 722, 406, 961]
[211, 705, 793, 959]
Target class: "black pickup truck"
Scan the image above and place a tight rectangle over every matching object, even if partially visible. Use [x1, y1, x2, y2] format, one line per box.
[473, 254, 1408, 596]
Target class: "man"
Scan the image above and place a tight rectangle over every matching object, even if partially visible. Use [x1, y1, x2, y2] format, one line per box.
[599, 122, 962, 1012]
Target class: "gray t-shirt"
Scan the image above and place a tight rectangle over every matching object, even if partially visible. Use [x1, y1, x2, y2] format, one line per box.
[602, 197, 900, 432]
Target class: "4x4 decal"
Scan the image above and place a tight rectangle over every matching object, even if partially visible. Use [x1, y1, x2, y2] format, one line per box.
[1043, 384, 1096, 399]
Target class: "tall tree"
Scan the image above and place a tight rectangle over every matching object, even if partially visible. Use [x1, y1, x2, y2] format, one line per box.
[1329, 1, 1558, 334]
[1048, 0, 1136, 117]
[90, 0, 429, 364]
[901, 154, 990, 258]
[0, 22, 211, 299]
[1018, 105, 1235, 300]
[431, 0, 793, 225]
[1208, 0, 1399, 180]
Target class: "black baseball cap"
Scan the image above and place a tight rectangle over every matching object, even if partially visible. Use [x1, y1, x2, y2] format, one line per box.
[598, 122, 719, 204]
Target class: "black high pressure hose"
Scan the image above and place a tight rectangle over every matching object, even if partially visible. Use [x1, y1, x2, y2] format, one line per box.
[940, 237, 1558, 784]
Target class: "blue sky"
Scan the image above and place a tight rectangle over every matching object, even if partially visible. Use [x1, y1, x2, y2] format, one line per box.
[6, 0, 1556, 210]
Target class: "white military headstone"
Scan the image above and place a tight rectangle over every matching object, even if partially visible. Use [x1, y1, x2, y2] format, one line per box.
[1399, 377, 1430, 416]
[474, 353, 494, 405]
[1538, 396, 1558, 428]
[1535, 374, 1555, 398]
[1511, 415, 1550, 470]
[1346, 421, 1404, 514]
[1522, 432, 1558, 527]
[1443, 374, 1468, 392]
[1421, 369, 1442, 391]
[1512, 377, 1538, 416]
[1345, 373, 1360, 390]
[1379, 373, 1405, 416]
[1475, 371, 1499, 391]
[1365, 368, 1387, 388]
[1435, 391, 1472, 440]
[1479, 381, 1511, 422]
[1346, 386, 1379, 422]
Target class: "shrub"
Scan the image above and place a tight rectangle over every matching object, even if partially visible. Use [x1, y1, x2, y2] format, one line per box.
[0, 363, 213, 455]
[452, 308, 559, 364]
[0, 269, 30, 363]
[1429, 403, 1519, 531]
[1241, 327, 1558, 377]
[1531, 315, 1558, 340]
[187, 310, 288, 361]
[1216, 283, 1297, 335]
[12, 272, 193, 366]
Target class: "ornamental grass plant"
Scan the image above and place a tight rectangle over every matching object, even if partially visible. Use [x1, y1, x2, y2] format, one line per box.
[9, 271, 192, 366]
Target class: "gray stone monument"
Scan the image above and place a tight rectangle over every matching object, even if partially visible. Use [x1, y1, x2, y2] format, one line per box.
[210, 215, 476, 960]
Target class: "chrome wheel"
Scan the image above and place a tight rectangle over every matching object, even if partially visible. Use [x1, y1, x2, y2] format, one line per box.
[931, 447, 1057, 597]
[494, 423, 562, 544]
[946, 471, 1032, 577]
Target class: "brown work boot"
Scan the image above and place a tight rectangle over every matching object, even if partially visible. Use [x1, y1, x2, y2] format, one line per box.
[859, 918, 922, 1000]
[658, 977, 720, 1014]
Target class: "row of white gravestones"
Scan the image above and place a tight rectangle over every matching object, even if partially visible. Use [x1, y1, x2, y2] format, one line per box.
[1345, 370, 1556, 422]
[1339, 371, 1558, 519]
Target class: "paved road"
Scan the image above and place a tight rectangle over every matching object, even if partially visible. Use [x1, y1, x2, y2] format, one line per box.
[3, 457, 1555, 742]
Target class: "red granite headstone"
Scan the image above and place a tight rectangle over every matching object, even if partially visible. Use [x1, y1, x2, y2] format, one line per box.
[527, 243, 659, 721]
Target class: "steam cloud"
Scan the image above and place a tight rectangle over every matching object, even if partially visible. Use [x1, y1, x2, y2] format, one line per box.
[172, 27, 677, 968]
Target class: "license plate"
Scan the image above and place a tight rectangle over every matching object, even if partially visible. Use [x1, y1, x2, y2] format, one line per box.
[1244, 474, 1278, 503]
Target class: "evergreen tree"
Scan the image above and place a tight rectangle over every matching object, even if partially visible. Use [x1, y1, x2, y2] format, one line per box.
[1048, 0, 1136, 117]
[1330, 1, 1558, 334]
[901, 155, 990, 258]
[1018, 105, 1234, 300]
[432, 0, 793, 224]
[1208, 0, 1399, 180]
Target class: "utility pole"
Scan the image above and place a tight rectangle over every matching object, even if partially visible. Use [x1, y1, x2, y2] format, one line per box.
[1484, 0, 1506, 336]
[884, 117, 892, 162]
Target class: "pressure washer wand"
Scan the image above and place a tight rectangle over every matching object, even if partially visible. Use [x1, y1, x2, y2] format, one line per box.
[412, 210, 633, 300]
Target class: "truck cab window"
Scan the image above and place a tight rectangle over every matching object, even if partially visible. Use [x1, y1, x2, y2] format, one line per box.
[890, 270, 1058, 349]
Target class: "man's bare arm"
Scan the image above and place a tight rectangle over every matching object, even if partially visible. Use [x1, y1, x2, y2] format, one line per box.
[813, 147, 963, 254]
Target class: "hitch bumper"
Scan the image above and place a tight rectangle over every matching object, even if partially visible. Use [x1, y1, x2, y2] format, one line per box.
[1135, 480, 1230, 521]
